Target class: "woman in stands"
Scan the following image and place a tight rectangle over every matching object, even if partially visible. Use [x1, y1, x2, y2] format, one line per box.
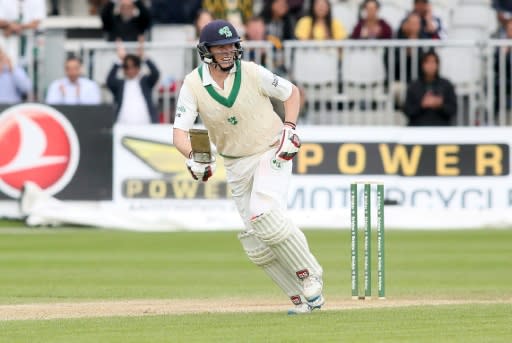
[260, 0, 296, 43]
[294, 0, 347, 40]
[350, 0, 392, 39]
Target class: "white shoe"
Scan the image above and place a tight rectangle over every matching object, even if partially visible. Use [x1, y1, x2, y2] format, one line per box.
[287, 303, 312, 315]
[287, 294, 325, 315]
[307, 294, 325, 309]
[303, 275, 323, 301]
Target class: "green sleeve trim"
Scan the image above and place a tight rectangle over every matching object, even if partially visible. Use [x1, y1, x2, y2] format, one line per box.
[197, 60, 242, 108]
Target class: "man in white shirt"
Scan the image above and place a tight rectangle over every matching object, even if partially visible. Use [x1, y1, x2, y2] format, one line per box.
[173, 20, 324, 315]
[0, 0, 46, 64]
[106, 41, 160, 124]
[46, 56, 102, 105]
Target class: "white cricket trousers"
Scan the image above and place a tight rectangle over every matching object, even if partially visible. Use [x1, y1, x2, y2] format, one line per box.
[223, 148, 291, 224]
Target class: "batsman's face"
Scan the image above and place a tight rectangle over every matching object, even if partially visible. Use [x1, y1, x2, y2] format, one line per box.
[210, 44, 237, 69]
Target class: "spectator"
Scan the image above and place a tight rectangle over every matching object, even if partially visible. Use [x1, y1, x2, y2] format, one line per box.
[287, 0, 305, 22]
[107, 41, 160, 124]
[89, 0, 110, 15]
[351, 0, 392, 39]
[397, 0, 444, 40]
[404, 50, 457, 126]
[244, 16, 273, 69]
[100, 0, 151, 42]
[394, 12, 432, 83]
[0, 0, 46, 64]
[295, 0, 347, 40]
[46, 56, 101, 105]
[492, 0, 512, 38]
[260, 0, 296, 43]
[0, 0, 46, 37]
[202, 0, 254, 34]
[150, 0, 202, 24]
[194, 9, 215, 39]
[0, 48, 31, 104]
[49, 0, 60, 16]
[493, 18, 512, 113]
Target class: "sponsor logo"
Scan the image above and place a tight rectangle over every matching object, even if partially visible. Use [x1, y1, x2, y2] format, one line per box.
[0, 104, 79, 198]
[272, 74, 279, 87]
[270, 158, 282, 170]
[296, 269, 310, 280]
[120, 136, 229, 199]
[295, 142, 509, 176]
[290, 295, 302, 305]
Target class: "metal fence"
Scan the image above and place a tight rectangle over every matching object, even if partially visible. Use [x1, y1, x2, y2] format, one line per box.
[285, 39, 488, 126]
[76, 40, 273, 123]
[60, 39, 512, 126]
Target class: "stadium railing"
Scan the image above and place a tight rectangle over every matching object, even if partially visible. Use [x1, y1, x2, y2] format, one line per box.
[38, 39, 512, 126]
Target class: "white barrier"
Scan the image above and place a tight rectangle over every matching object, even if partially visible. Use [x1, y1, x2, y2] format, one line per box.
[53, 39, 512, 126]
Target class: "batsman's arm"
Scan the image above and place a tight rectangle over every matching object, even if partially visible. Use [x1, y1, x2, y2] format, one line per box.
[256, 64, 300, 126]
[283, 84, 301, 126]
[173, 128, 193, 159]
[173, 83, 199, 159]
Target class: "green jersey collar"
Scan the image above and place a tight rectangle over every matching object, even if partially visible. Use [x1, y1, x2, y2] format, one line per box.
[198, 60, 242, 108]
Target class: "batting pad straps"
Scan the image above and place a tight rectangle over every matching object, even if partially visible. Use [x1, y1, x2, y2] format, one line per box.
[238, 230, 276, 266]
[251, 209, 323, 280]
[238, 230, 304, 299]
[250, 209, 291, 246]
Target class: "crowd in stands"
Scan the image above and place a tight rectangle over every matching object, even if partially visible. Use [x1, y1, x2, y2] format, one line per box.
[0, 0, 510, 126]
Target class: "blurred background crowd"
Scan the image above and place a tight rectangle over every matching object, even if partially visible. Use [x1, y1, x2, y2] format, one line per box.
[0, 0, 510, 126]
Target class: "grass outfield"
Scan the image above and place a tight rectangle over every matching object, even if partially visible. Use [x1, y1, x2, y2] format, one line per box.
[0, 224, 511, 342]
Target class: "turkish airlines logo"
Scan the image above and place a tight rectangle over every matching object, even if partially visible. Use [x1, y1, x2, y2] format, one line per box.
[0, 104, 79, 198]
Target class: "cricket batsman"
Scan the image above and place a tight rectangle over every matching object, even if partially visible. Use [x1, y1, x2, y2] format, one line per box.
[172, 20, 324, 314]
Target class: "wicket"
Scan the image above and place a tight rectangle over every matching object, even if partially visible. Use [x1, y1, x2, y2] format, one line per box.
[350, 181, 385, 300]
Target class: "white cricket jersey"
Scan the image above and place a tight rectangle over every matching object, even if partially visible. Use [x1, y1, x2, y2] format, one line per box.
[174, 60, 293, 158]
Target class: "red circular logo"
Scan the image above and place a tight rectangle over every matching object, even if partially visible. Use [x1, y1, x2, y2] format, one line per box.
[0, 104, 79, 198]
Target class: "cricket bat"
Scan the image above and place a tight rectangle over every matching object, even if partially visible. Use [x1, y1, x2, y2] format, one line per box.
[189, 129, 212, 163]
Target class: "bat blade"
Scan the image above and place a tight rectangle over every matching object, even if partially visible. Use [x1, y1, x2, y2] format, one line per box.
[189, 129, 212, 163]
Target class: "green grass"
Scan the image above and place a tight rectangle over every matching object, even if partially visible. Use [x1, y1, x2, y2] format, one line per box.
[1, 228, 511, 303]
[1, 305, 511, 343]
[1, 226, 512, 342]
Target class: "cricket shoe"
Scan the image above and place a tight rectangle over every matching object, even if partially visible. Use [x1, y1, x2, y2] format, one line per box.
[307, 294, 325, 309]
[287, 295, 325, 315]
[303, 275, 323, 301]
[287, 303, 313, 315]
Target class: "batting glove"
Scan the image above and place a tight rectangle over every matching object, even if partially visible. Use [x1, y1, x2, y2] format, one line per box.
[275, 122, 301, 162]
[186, 157, 216, 182]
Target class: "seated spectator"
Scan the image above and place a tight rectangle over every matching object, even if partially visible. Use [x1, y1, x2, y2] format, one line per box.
[194, 9, 215, 39]
[287, 0, 305, 22]
[394, 13, 431, 83]
[202, 0, 253, 35]
[404, 50, 457, 126]
[295, 0, 347, 40]
[244, 16, 274, 70]
[107, 41, 160, 124]
[351, 0, 392, 39]
[100, 0, 151, 42]
[151, 0, 202, 25]
[397, 0, 444, 40]
[260, 0, 296, 43]
[0, 48, 31, 104]
[492, 0, 512, 38]
[46, 56, 101, 105]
